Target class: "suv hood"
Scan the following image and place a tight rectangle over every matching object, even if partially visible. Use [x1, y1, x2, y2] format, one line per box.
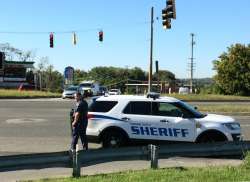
[198, 114, 235, 124]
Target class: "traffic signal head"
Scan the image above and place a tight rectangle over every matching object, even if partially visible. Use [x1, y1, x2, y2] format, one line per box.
[72, 32, 77, 45]
[155, 60, 159, 74]
[50, 33, 54, 48]
[166, 0, 176, 19]
[99, 31, 103, 42]
[162, 0, 176, 29]
[162, 18, 171, 29]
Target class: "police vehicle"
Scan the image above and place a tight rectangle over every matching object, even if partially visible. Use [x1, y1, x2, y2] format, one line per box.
[87, 93, 242, 148]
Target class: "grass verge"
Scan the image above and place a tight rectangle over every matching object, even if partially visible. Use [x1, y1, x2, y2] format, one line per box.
[164, 94, 250, 101]
[195, 104, 250, 113]
[29, 153, 250, 182]
[0, 89, 61, 98]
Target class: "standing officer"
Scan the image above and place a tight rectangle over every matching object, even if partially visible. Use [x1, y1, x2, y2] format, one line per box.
[71, 92, 88, 150]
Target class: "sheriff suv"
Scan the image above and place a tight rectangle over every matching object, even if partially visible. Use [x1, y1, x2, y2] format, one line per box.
[87, 93, 242, 148]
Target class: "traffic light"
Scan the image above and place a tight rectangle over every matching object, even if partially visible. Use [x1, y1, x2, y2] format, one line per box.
[49, 33, 54, 48]
[99, 31, 103, 42]
[162, 0, 176, 29]
[72, 32, 77, 45]
[155, 60, 159, 74]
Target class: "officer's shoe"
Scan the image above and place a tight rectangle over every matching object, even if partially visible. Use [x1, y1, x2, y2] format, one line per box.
[82, 146, 88, 150]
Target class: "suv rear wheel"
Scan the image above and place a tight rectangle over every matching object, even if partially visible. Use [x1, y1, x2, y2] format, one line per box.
[102, 130, 127, 148]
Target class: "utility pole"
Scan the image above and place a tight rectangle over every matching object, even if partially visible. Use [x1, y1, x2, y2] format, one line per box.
[148, 7, 154, 93]
[39, 72, 42, 91]
[189, 33, 195, 94]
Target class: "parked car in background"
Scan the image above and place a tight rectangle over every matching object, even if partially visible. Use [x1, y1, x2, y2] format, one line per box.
[108, 88, 121, 95]
[79, 81, 100, 96]
[179, 87, 190, 94]
[62, 85, 79, 99]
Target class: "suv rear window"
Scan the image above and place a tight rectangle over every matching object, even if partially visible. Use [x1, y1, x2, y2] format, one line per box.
[88, 101, 118, 113]
[123, 101, 151, 115]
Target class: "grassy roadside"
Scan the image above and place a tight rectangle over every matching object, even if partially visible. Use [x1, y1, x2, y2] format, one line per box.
[194, 104, 250, 113]
[0, 89, 61, 98]
[164, 94, 250, 101]
[29, 154, 250, 182]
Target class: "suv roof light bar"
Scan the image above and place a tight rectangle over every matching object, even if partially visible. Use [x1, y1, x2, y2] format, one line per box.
[146, 92, 160, 100]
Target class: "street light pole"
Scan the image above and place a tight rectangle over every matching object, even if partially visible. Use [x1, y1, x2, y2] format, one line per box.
[148, 7, 154, 93]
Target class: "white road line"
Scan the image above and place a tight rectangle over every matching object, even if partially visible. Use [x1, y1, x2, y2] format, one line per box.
[5, 118, 48, 124]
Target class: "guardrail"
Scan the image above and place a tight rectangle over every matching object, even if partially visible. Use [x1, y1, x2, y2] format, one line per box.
[0, 141, 250, 177]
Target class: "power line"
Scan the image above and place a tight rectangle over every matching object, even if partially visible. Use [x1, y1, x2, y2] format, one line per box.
[0, 21, 151, 35]
[0, 28, 100, 35]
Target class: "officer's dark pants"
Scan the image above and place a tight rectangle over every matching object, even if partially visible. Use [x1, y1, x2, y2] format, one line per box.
[71, 124, 88, 150]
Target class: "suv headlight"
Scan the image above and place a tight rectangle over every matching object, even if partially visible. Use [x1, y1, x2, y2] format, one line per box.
[223, 123, 241, 130]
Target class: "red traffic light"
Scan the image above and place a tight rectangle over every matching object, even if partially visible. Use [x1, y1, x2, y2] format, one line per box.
[99, 31, 103, 42]
[50, 33, 54, 48]
[163, 19, 171, 29]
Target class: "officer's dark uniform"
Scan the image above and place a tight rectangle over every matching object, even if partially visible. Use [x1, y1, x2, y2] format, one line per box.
[71, 99, 88, 150]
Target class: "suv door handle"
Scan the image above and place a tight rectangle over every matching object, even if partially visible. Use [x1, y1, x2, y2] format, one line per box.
[121, 117, 130, 121]
[160, 119, 169, 123]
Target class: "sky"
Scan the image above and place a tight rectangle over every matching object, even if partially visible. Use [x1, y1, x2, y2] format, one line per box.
[0, 0, 249, 78]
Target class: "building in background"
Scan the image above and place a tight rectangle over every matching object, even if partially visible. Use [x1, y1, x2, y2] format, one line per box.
[0, 52, 34, 88]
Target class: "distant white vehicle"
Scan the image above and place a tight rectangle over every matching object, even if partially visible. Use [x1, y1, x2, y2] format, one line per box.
[179, 87, 190, 94]
[79, 81, 100, 96]
[108, 89, 121, 95]
[62, 85, 79, 99]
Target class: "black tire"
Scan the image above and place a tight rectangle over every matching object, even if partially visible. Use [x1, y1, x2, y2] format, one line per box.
[196, 131, 227, 143]
[102, 130, 127, 148]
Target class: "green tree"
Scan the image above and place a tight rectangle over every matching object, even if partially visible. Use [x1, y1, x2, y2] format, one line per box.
[213, 44, 250, 96]
[74, 69, 88, 84]
[153, 70, 175, 82]
[128, 67, 146, 81]
[36, 57, 63, 92]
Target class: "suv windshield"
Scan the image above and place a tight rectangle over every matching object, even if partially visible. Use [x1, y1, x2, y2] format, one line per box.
[66, 86, 78, 91]
[175, 101, 206, 118]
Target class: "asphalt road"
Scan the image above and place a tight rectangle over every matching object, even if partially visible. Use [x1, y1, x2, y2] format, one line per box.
[0, 99, 249, 156]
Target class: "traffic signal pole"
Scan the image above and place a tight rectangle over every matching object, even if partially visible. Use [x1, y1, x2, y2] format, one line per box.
[148, 7, 154, 93]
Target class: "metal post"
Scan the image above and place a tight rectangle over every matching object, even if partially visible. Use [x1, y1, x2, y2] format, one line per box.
[39, 72, 42, 91]
[148, 7, 154, 93]
[34, 73, 37, 90]
[149, 144, 158, 169]
[72, 149, 80, 177]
